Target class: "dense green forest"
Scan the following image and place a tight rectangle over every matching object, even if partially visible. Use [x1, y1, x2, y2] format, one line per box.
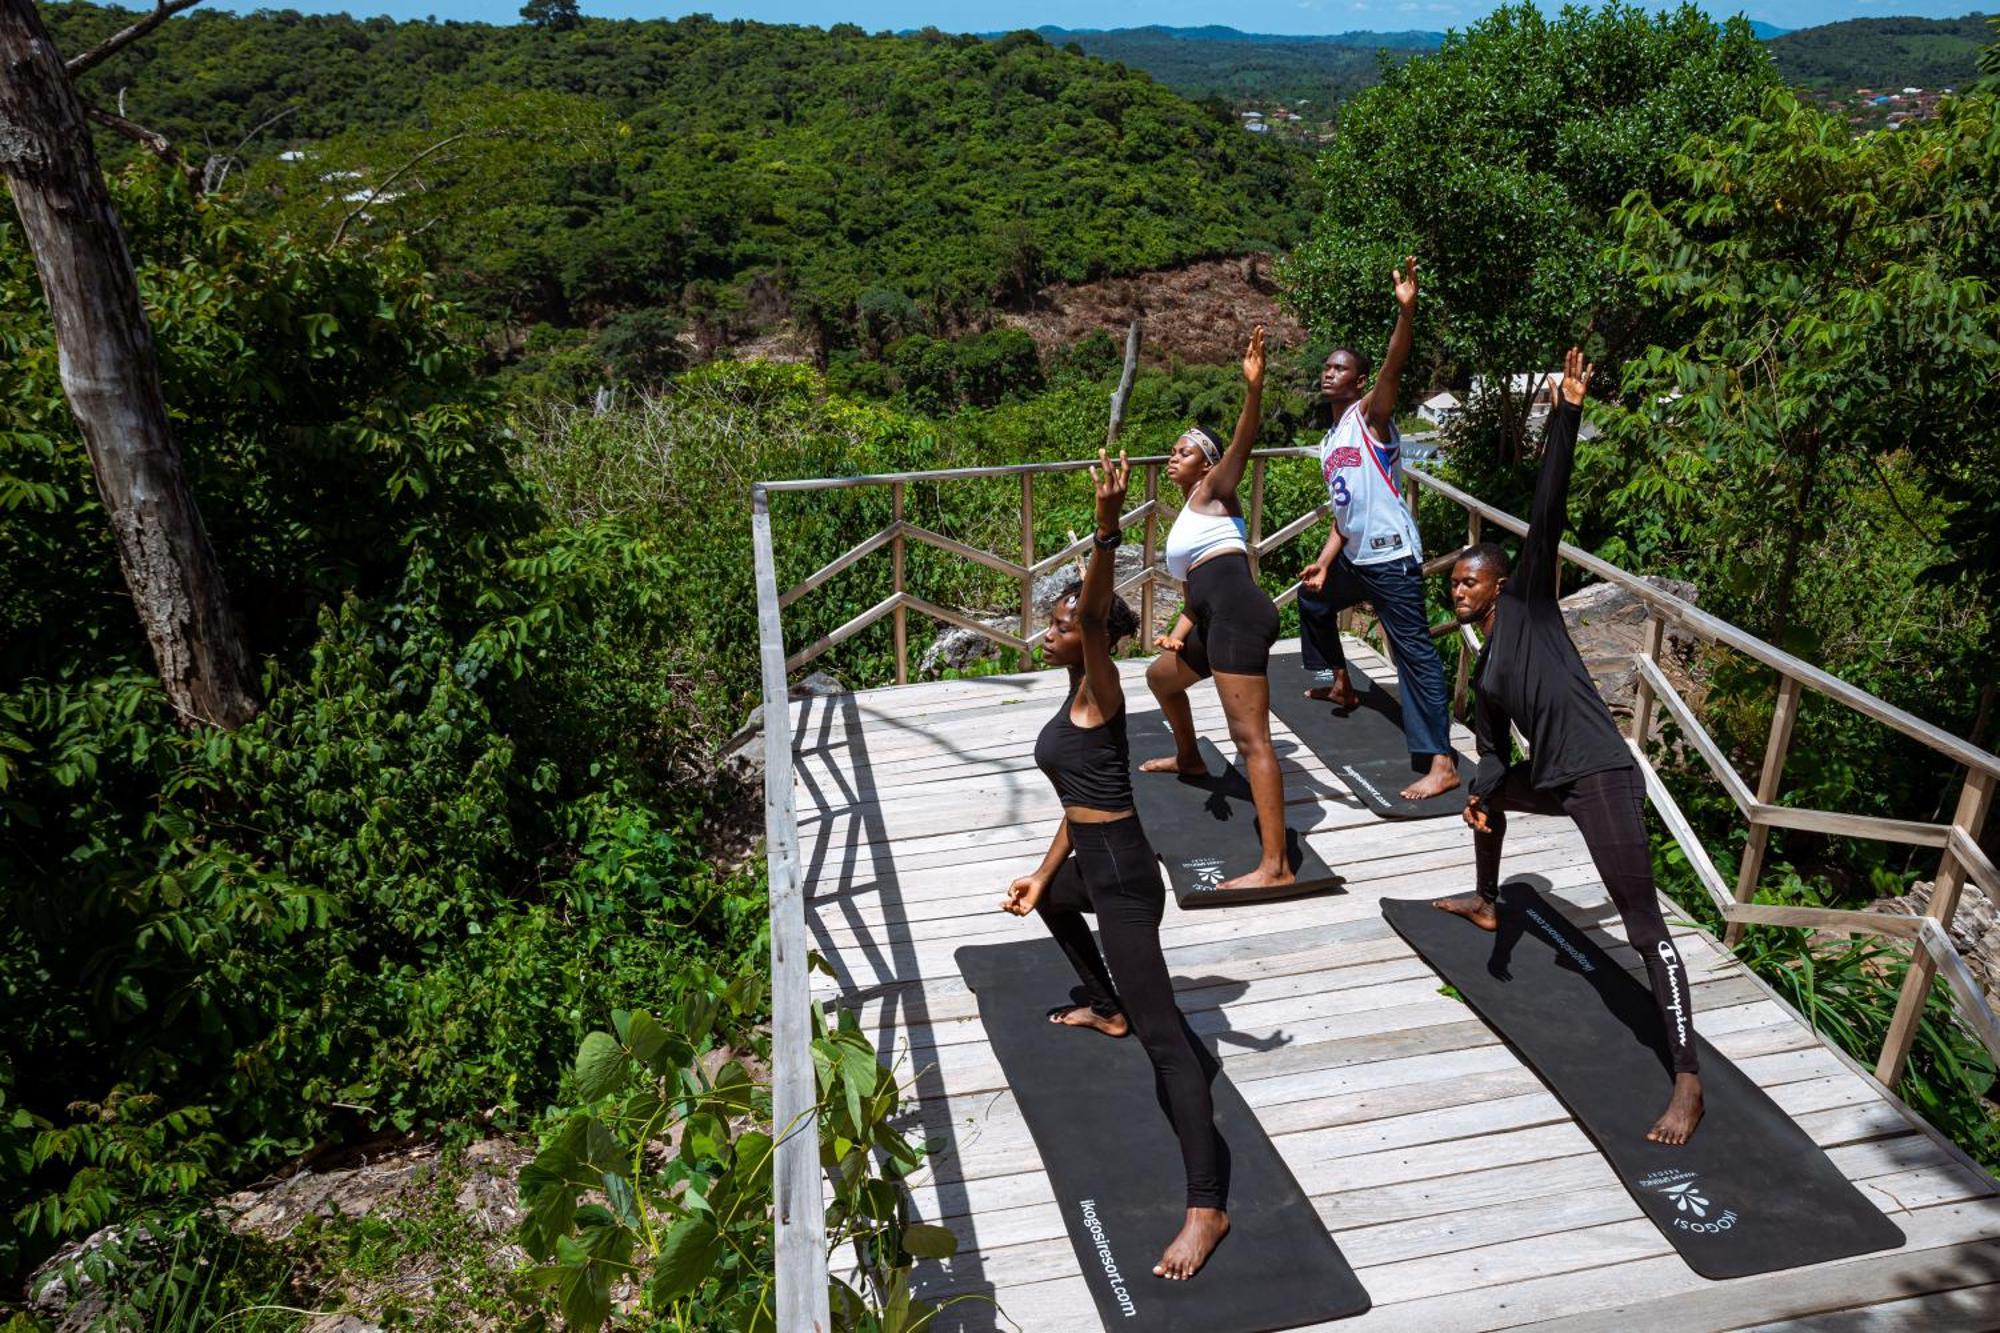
[4, 2, 2000, 1328]
[42, 4, 1310, 374]
[1768, 12, 1993, 90]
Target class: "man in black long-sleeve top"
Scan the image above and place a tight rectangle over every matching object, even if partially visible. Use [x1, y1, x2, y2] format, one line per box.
[1433, 347, 1705, 1146]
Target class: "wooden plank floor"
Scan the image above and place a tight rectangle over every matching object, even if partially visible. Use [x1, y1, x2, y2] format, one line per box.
[793, 638, 2000, 1331]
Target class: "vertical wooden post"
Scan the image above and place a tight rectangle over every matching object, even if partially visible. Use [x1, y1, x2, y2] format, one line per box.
[1248, 457, 1265, 579]
[749, 486, 832, 1333]
[1725, 673, 1803, 946]
[1453, 509, 1481, 715]
[1019, 473, 1035, 650]
[1878, 768, 1997, 1087]
[1141, 463, 1158, 642]
[1628, 615, 1666, 748]
[891, 482, 907, 686]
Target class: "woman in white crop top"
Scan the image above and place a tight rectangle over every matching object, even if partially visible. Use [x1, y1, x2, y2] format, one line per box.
[1142, 327, 1295, 895]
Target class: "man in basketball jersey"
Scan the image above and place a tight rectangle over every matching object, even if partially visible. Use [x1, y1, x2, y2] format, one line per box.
[1296, 257, 1459, 802]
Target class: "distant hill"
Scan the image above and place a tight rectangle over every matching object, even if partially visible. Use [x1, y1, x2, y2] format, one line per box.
[1767, 13, 1993, 92]
[1024, 25, 1445, 110]
[995, 18, 2000, 114]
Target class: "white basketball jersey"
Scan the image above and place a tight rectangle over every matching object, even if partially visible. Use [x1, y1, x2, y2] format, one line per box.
[1317, 402, 1423, 567]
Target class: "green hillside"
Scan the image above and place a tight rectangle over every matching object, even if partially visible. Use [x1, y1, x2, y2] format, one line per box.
[45, 7, 1311, 352]
[1766, 13, 1990, 91]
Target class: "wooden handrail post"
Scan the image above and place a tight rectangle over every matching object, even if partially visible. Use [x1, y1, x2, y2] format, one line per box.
[892, 482, 907, 686]
[1249, 457, 1265, 580]
[1454, 510, 1482, 715]
[1019, 473, 1035, 653]
[1628, 615, 1666, 749]
[1877, 766, 1998, 1087]
[749, 486, 831, 1332]
[1725, 673, 1803, 946]
[1144, 462, 1160, 640]
[1142, 463, 1158, 641]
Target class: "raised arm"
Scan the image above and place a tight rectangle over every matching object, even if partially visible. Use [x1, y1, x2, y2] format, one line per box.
[1361, 256, 1417, 438]
[1514, 347, 1593, 604]
[1078, 449, 1131, 717]
[1199, 325, 1265, 504]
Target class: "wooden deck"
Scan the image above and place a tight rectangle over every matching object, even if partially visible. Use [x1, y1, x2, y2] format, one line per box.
[793, 638, 2000, 1331]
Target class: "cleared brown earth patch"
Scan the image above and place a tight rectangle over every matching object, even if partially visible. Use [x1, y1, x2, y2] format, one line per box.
[1000, 254, 1308, 365]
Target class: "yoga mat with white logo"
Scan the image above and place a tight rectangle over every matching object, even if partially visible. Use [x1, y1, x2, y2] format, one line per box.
[1127, 723, 1342, 910]
[952, 938, 1370, 1330]
[1267, 653, 1469, 821]
[1383, 884, 1906, 1279]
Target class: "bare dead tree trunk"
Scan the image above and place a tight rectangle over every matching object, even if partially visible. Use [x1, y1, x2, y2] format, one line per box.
[1105, 318, 1142, 446]
[0, 0, 256, 728]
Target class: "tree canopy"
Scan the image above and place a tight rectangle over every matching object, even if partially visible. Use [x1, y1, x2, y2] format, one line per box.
[1279, 3, 1780, 454]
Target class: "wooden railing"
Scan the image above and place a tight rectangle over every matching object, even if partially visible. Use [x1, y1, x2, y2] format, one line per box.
[749, 450, 2000, 1325]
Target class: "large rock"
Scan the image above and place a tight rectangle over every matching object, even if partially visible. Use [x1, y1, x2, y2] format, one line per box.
[1870, 879, 2000, 1013]
[1560, 575, 1701, 715]
[917, 546, 1174, 677]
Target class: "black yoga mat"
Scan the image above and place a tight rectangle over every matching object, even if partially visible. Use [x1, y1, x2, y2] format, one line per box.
[956, 939, 1370, 1330]
[1382, 885, 1906, 1280]
[1127, 721, 1341, 910]
[1267, 652, 1469, 821]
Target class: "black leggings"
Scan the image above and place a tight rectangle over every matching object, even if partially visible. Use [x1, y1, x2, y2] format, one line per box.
[1180, 553, 1278, 679]
[1038, 816, 1227, 1209]
[1478, 765, 1699, 1076]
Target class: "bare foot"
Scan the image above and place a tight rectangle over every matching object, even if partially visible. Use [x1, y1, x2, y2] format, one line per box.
[1304, 680, 1361, 711]
[1047, 1004, 1128, 1039]
[1432, 892, 1498, 931]
[1646, 1073, 1704, 1145]
[1153, 1207, 1229, 1280]
[1400, 757, 1461, 802]
[1140, 753, 1208, 777]
[1218, 863, 1295, 893]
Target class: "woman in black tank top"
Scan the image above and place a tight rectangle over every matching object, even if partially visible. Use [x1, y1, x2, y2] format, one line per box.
[1000, 451, 1231, 1281]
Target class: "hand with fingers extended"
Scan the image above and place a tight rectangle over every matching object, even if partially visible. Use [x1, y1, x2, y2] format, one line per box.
[1392, 254, 1419, 310]
[1559, 345, 1595, 407]
[1298, 560, 1330, 594]
[1090, 448, 1130, 536]
[1154, 630, 1186, 654]
[1242, 323, 1266, 389]
[1001, 873, 1048, 916]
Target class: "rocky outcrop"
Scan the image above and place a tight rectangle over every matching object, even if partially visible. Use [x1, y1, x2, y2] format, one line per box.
[916, 545, 1176, 677]
[1559, 575, 1703, 716]
[1869, 878, 2000, 1013]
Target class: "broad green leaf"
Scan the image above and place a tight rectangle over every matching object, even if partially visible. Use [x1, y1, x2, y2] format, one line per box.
[650, 1215, 720, 1305]
[574, 1031, 626, 1102]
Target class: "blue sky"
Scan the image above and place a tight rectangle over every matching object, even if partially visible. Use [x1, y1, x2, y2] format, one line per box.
[198, 1, 1988, 34]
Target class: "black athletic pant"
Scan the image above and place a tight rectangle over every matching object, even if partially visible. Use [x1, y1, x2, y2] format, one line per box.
[1477, 765, 1699, 1075]
[1038, 816, 1227, 1209]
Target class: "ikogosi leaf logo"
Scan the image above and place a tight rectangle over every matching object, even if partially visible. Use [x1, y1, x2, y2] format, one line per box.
[1185, 857, 1226, 889]
[1638, 1168, 1740, 1235]
[1660, 1181, 1710, 1217]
